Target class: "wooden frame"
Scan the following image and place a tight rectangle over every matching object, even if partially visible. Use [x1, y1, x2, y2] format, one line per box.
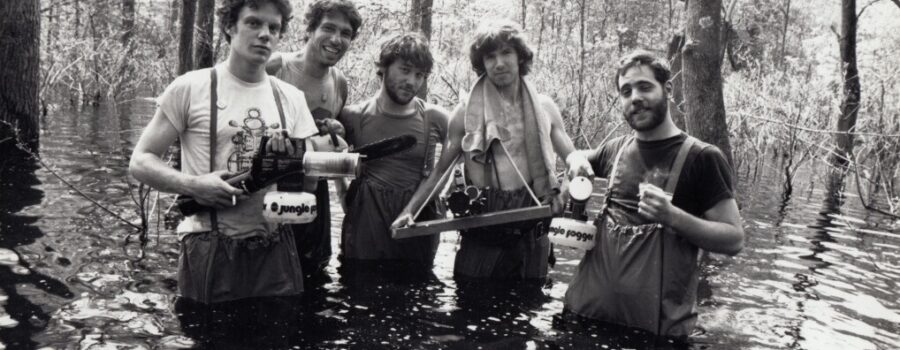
[391, 143, 552, 239]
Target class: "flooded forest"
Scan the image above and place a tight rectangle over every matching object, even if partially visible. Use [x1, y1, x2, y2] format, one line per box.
[1, 0, 899, 349]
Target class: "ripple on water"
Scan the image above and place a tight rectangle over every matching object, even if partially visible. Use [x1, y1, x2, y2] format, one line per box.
[0, 248, 19, 266]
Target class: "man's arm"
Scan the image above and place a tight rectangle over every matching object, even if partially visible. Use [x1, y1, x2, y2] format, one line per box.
[391, 104, 465, 229]
[129, 110, 245, 209]
[265, 52, 284, 76]
[541, 96, 575, 160]
[639, 188, 744, 255]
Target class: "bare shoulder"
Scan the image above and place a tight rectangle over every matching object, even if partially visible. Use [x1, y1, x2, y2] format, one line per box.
[448, 104, 466, 135]
[265, 53, 284, 75]
[273, 77, 307, 102]
[536, 93, 564, 124]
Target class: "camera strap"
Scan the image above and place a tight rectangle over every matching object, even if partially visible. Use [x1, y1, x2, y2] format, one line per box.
[207, 68, 287, 232]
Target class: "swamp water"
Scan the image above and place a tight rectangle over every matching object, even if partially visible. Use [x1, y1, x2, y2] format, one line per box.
[0, 103, 898, 349]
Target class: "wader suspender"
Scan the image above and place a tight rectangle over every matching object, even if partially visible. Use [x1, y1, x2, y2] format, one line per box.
[364, 98, 433, 179]
[656, 136, 695, 335]
[205, 68, 287, 301]
[207, 68, 287, 232]
[417, 99, 433, 178]
[604, 135, 696, 335]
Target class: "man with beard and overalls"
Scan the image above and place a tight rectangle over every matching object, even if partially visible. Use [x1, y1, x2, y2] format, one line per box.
[266, 0, 362, 283]
[563, 50, 744, 340]
[393, 20, 576, 282]
[337, 33, 449, 276]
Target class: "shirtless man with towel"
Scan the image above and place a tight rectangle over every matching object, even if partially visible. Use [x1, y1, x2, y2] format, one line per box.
[393, 19, 576, 281]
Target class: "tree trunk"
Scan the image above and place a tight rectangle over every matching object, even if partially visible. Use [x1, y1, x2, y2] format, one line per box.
[169, 0, 180, 36]
[122, 0, 135, 45]
[520, 0, 527, 29]
[831, 0, 859, 168]
[409, 0, 433, 100]
[779, 0, 791, 68]
[667, 34, 687, 130]
[575, 0, 587, 147]
[178, 0, 198, 75]
[682, 0, 734, 166]
[194, 0, 215, 68]
[0, 0, 41, 151]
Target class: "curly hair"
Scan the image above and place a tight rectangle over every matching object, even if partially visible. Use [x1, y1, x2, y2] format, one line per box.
[468, 19, 534, 77]
[304, 0, 363, 40]
[217, 0, 292, 43]
[376, 32, 434, 76]
[613, 50, 671, 88]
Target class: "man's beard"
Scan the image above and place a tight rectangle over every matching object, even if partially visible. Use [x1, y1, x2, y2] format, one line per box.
[385, 73, 417, 105]
[624, 97, 668, 132]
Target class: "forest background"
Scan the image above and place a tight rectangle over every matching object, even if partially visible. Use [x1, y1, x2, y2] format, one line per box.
[5, 0, 900, 219]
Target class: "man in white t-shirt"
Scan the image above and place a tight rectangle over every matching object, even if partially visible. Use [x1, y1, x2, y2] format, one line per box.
[129, 0, 335, 304]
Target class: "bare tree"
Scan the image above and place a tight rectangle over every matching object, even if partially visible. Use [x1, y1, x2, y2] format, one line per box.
[122, 0, 136, 45]
[778, 0, 791, 68]
[178, 0, 197, 75]
[831, 0, 859, 168]
[194, 0, 215, 69]
[409, 0, 433, 99]
[0, 0, 41, 151]
[667, 34, 687, 130]
[682, 0, 734, 165]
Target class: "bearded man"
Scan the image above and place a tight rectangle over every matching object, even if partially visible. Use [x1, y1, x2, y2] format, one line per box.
[338, 33, 449, 268]
[563, 50, 744, 338]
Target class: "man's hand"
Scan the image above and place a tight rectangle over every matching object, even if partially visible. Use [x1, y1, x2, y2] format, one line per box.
[187, 170, 247, 209]
[265, 129, 297, 155]
[542, 187, 566, 215]
[316, 118, 346, 139]
[566, 151, 595, 179]
[637, 183, 679, 226]
[391, 211, 415, 231]
[310, 134, 349, 152]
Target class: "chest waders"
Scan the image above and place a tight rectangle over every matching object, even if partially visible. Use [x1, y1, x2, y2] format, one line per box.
[564, 135, 698, 336]
[201, 68, 289, 302]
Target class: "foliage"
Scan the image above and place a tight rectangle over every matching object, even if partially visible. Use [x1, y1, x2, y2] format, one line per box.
[38, 0, 900, 213]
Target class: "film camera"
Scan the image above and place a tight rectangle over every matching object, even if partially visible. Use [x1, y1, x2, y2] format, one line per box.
[444, 168, 488, 218]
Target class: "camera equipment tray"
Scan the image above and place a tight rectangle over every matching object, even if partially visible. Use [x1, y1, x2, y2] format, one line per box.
[392, 143, 552, 239]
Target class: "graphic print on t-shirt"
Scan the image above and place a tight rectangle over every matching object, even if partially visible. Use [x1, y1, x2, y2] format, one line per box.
[226, 107, 280, 172]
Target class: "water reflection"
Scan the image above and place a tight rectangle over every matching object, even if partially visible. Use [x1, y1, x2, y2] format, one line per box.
[1, 105, 898, 349]
[0, 144, 74, 349]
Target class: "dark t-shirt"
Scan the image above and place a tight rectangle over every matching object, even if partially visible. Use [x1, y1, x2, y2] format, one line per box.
[586, 133, 735, 226]
[339, 98, 448, 188]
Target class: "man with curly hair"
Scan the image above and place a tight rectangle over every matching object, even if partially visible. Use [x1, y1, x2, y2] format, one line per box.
[266, 0, 363, 282]
[338, 33, 449, 270]
[130, 0, 339, 304]
[393, 20, 576, 281]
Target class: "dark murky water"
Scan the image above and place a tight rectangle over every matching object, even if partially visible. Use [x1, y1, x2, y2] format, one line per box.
[1, 103, 898, 349]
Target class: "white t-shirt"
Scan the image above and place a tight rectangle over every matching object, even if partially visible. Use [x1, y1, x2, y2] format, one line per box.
[156, 64, 317, 239]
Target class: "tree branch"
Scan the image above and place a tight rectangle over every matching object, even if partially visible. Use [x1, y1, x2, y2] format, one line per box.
[857, 0, 884, 19]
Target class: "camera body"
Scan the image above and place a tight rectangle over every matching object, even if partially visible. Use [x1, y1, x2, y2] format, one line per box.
[445, 168, 488, 218]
